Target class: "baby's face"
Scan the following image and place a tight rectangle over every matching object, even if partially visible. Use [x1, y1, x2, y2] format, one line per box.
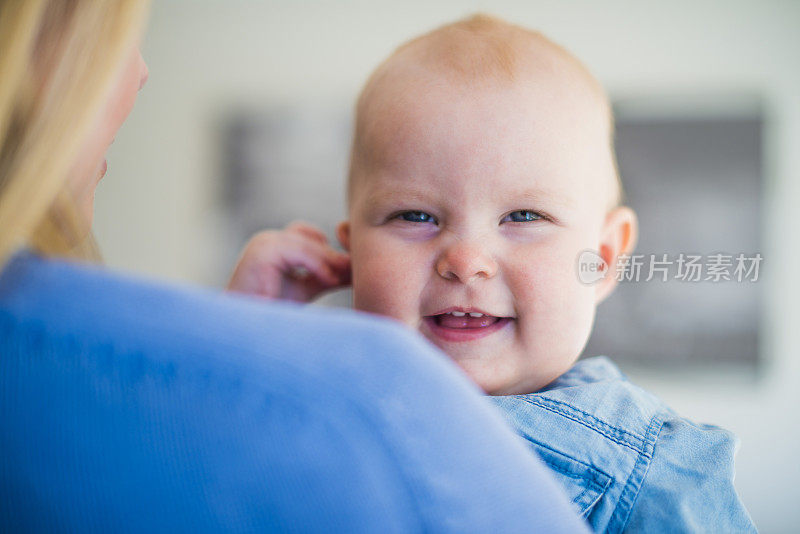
[340, 68, 622, 394]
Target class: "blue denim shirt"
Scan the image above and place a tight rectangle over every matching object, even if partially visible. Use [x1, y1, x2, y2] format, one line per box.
[490, 356, 756, 533]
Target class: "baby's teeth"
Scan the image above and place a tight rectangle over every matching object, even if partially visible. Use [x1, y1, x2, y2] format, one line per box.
[450, 311, 466, 317]
[468, 312, 484, 317]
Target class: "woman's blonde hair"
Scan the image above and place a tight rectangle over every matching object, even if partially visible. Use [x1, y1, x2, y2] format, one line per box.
[0, 0, 149, 268]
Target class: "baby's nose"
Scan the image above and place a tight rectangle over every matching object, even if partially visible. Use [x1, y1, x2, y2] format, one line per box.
[435, 241, 498, 283]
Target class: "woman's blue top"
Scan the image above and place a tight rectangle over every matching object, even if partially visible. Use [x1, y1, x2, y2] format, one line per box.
[0, 250, 587, 533]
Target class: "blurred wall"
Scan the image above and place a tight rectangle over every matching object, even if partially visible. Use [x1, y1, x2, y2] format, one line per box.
[94, 1, 800, 531]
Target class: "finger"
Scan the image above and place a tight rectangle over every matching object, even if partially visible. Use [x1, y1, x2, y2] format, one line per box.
[298, 262, 351, 301]
[288, 225, 350, 270]
[277, 234, 348, 288]
[297, 250, 351, 294]
[327, 253, 351, 285]
[288, 233, 350, 276]
[285, 221, 329, 245]
[333, 262, 352, 287]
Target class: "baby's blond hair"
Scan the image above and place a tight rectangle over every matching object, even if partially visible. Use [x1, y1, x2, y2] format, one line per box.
[349, 14, 623, 209]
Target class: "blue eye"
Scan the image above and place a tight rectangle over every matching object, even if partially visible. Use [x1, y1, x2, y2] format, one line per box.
[503, 210, 542, 223]
[398, 211, 436, 224]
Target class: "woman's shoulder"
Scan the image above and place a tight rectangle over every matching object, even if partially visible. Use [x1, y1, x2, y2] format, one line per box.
[0, 249, 425, 386]
[0, 250, 592, 534]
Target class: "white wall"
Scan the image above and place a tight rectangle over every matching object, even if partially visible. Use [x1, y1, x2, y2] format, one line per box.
[94, 1, 800, 531]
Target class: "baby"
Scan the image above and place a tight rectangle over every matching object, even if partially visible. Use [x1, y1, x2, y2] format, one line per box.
[229, 14, 755, 532]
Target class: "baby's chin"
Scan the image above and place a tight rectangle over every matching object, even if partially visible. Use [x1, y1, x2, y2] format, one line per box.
[455, 354, 577, 396]
[396, 312, 581, 394]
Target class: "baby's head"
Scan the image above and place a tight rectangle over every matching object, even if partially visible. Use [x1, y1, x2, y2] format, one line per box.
[337, 14, 637, 395]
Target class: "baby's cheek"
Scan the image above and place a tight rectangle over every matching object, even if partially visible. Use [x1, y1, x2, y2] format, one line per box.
[351, 247, 421, 319]
[547, 273, 597, 360]
[516, 249, 596, 352]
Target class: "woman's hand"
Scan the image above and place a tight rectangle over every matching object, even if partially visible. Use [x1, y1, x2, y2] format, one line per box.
[227, 221, 351, 302]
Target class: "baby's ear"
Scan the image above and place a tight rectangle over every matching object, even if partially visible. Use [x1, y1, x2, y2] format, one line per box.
[595, 206, 638, 304]
[336, 221, 351, 252]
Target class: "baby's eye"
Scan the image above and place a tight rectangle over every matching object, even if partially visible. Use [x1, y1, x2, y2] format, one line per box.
[502, 210, 543, 223]
[396, 211, 437, 224]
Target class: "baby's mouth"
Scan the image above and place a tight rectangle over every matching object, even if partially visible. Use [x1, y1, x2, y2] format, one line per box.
[422, 309, 513, 342]
[432, 311, 501, 329]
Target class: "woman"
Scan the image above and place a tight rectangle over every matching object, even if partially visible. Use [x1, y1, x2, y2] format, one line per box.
[0, 2, 586, 532]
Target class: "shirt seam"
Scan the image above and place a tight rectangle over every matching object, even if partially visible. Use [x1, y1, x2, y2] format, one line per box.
[604, 411, 665, 534]
[517, 396, 648, 455]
